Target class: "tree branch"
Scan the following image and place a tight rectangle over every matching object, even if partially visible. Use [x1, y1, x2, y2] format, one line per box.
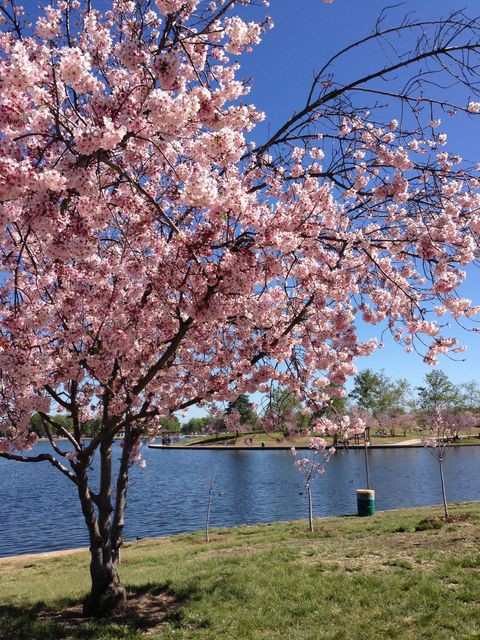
[0, 451, 77, 483]
[254, 42, 480, 157]
[131, 316, 194, 396]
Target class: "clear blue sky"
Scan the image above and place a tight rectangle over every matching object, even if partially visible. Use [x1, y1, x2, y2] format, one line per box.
[186, 0, 480, 418]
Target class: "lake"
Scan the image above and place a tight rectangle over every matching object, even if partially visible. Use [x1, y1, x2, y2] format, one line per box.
[1, 443, 479, 557]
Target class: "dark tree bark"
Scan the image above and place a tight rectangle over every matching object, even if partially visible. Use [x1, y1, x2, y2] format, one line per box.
[111, 423, 134, 565]
[83, 544, 126, 617]
[75, 436, 130, 616]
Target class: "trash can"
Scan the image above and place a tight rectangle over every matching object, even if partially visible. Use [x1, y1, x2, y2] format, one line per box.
[356, 489, 375, 516]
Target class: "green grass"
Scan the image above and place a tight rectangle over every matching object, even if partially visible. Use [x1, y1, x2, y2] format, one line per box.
[2, 503, 480, 639]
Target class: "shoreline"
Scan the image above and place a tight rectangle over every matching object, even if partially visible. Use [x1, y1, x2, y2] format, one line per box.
[0, 546, 88, 564]
[148, 441, 480, 451]
[2, 500, 479, 563]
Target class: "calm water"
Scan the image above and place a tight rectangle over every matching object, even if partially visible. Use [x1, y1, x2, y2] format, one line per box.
[1, 443, 479, 557]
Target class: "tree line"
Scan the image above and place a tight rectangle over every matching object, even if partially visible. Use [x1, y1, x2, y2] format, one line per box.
[180, 370, 480, 438]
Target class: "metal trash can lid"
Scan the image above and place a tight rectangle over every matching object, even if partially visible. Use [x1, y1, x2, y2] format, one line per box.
[356, 489, 375, 495]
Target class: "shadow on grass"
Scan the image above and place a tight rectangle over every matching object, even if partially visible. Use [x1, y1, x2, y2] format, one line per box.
[0, 583, 187, 640]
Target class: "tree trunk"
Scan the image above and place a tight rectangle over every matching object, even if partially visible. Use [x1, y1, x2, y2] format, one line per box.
[438, 457, 449, 519]
[307, 483, 313, 532]
[111, 426, 134, 565]
[75, 436, 128, 617]
[83, 544, 126, 617]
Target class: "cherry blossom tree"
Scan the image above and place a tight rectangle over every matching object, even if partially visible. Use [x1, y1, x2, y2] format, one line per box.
[421, 412, 453, 518]
[291, 439, 335, 533]
[381, 412, 416, 438]
[2, 0, 480, 616]
[421, 410, 476, 517]
[291, 414, 365, 531]
[443, 409, 477, 440]
[258, 387, 305, 439]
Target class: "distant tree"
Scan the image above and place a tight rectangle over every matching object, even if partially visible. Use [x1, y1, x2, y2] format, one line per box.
[388, 379, 415, 415]
[458, 381, 480, 413]
[350, 370, 394, 417]
[158, 416, 181, 434]
[417, 371, 459, 414]
[310, 390, 347, 443]
[30, 413, 98, 437]
[82, 417, 102, 437]
[382, 412, 416, 438]
[262, 388, 307, 437]
[373, 379, 414, 435]
[270, 388, 302, 416]
[181, 417, 211, 435]
[29, 413, 45, 437]
[443, 410, 478, 439]
[226, 395, 257, 427]
[315, 388, 347, 418]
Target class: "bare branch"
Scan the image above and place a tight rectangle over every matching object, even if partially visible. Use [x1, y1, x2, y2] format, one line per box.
[0, 451, 77, 483]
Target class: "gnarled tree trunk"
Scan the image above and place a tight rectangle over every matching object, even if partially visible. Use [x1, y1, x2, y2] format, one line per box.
[83, 543, 126, 617]
[75, 430, 133, 617]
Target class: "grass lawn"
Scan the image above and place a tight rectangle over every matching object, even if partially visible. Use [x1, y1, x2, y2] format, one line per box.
[1, 503, 480, 639]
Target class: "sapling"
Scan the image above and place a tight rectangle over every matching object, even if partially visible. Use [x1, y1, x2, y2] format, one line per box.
[291, 439, 335, 532]
[205, 463, 219, 542]
[421, 412, 453, 518]
[421, 410, 477, 518]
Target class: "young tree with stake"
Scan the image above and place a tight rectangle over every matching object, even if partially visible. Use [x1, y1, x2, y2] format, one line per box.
[291, 414, 365, 531]
[3, 0, 480, 616]
[421, 409, 477, 517]
[291, 439, 335, 533]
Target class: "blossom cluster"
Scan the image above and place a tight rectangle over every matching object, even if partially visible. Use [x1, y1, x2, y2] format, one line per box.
[291, 438, 336, 483]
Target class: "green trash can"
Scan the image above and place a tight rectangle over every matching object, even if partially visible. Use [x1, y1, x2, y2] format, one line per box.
[356, 489, 375, 516]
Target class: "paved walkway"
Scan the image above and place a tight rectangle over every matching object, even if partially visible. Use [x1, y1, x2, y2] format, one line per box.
[383, 438, 422, 446]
